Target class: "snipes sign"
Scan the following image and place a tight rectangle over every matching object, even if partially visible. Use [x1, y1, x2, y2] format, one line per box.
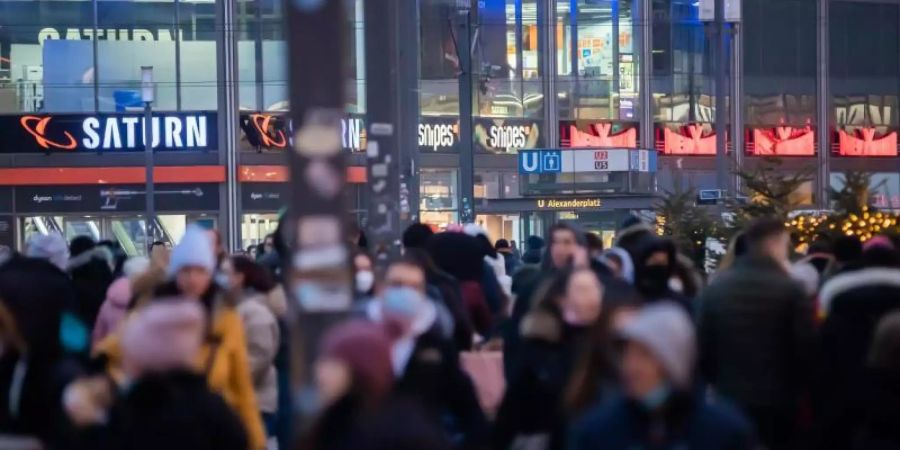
[0, 112, 217, 153]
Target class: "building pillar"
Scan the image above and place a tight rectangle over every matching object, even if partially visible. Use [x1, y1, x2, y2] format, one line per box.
[539, 0, 559, 148]
[816, 0, 831, 209]
[639, 0, 654, 149]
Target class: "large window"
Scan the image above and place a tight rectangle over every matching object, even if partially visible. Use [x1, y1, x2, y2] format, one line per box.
[0, 0, 216, 113]
[557, 0, 640, 121]
[743, 0, 816, 156]
[830, 1, 900, 157]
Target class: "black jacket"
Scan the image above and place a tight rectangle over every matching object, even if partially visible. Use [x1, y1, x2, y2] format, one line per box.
[816, 266, 900, 450]
[569, 391, 756, 450]
[494, 308, 590, 450]
[85, 370, 248, 450]
[0, 255, 81, 441]
[395, 331, 488, 450]
[852, 369, 900, 450]
[69, 249, 115, 329]
[698, 256, 815, 410]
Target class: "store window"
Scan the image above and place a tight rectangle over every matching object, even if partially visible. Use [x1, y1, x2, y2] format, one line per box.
[557, 0, 640, 121]
[830, 2, 900, 157]
[420, 0, 459, 116]
[475, 213, 521, 243]
[179, 0, 218, 111]
[744, 0, 816, 156]
[420, 168, 458, 229]
[830, 172, 900, 211]
[0, 0, 96, 112]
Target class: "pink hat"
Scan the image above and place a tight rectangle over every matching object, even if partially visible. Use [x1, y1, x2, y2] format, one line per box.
[320, 320, 393, 401]
[864, 235, 895, 252]
[121, 299, 205, 378]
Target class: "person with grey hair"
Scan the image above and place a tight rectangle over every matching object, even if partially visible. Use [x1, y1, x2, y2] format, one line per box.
[570, 303, 756, 450]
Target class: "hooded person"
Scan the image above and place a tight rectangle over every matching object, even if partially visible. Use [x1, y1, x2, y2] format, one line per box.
[816, 240, 900, 450]
[0, 233, 79, 442]
[368, 286, 488, 449]
[94, 225, 267, 450]
[464, 224, 513, 301]
[570, 303, 756, 450]
[521, 236, 544, 265]
[627, 234, 693, 313]
[599, 247, 635, 284]
[92, 256, 151, 347]
[66, 299, 248, 450]
[68, 236, 116, 331]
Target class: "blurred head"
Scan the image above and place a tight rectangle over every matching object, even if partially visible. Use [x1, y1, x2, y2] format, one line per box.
[744, 218, 790, 265]
[619, 304, 696, 401]
[374, 286, 434, 340]
[229, 255, 275, 293]
[600, 247, 635, 283]
[495, 239, 511, 253]
[317, 320, 393, 407]
[170, 225, 216, 298]
[26, 233, 69, 271]
[354, 252, 375, 295]
[69, 235, 96, 258]
[833, 235, 863, 264]
[263, 234, 275, 254]
[149, 241, 170, 269]
[384, 258, 427, 297]
[869, 311, 900, 376]
[402, 223, 435, 250]
[120, 299, 205, 379]
[122, 256, 150, 281]
[633, 237, 676, 298]
[585, 232, 604, 259]
[206, 229, 224, 258]
[546, 223, 588, 270]
[562, 269, 604, 326]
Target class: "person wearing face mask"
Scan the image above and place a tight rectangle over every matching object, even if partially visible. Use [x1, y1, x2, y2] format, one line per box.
[366, 283, 487, 450]
[353, 252, 376, 299]
[698, 218, 813, 450]
[570, 304, 755, 450]
[494, 268, 603, 450]
[628, 235, 693, 315]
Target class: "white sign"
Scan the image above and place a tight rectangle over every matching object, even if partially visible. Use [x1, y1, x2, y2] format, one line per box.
[81, 115, 208, 150]
[562, 149, 632, 173]
[699, 0, 741, 22]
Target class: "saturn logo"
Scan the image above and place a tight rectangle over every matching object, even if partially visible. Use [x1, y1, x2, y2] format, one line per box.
[250, 114, 287, 148]
[21, 116, 78, 150]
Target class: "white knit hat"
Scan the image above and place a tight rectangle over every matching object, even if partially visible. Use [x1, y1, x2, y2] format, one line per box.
[167, 224, 216, 277]
[26, 233, 69, 271]
[619, 302, 696, 388]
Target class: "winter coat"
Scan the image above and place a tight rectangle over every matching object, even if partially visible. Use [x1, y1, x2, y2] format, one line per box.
[394, 330, 488, 449]
[236, 291, 280, 414]
[569, 391, 756, 450]
[459, 281, 493, 338]
[493, 307, 590, 450]
[698, 256, 815, 411]
[426, 269, 474, 352]
[816, 266, 900, 450]
[503, 265, 545, 379]
[86, 370, 248, 450]
[0, 255, 79, 441]
[500, 252, 521, 277]
[69, 248, 115, 330]
[95, 284, 267, 450]
[852, 369, 900, 450]
[92, 277, 133, 348]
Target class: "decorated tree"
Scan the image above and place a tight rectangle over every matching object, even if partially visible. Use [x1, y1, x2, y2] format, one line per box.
[655, 186, 724, 269]
[728, 157, 816, 230]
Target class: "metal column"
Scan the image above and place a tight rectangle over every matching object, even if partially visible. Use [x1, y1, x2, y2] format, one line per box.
[455, 2, 476, 224]
[639, 0, 653, 149]
[714, 0, 730, 194]
[283, 0, 350, 423]
[144, 100, 155, 246]
[220, 0, 240, 252]
[539, 0, 559, 148]
[731, 22, 743, 193]
[816, 0, 830, 208]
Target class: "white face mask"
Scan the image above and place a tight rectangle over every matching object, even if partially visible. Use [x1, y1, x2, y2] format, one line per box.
[355, 270, 375, 294]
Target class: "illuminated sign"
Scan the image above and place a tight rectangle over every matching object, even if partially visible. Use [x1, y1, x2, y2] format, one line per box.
[536, 198, 602, 209]
[0, 112, 217, 153]
[836, 127, 898, 157]
[747, 125, 815, 156]
[474, 118, 543, 153]
[655, 123, 718, 155]
[560, 121, 638, 148]
[239, 113, 366, 152]
[418, 119, 459, 152]
[519, 148, 656, 174]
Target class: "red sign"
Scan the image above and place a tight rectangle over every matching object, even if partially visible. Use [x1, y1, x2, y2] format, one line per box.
[747, 125, 815, 156]
[836, 127, 898, 157]
[559, 121, 638, 148]
[20, 116, 78, 150]
[655, 124, 718, 155]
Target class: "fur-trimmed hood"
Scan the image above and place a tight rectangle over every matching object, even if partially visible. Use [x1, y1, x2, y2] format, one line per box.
[819, 267, 900, 316]
[68, 246, 115, 272]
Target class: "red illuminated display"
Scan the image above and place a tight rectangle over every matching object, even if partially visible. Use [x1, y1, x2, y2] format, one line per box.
[747, 126, 815, 156]
[559, 121, 638, 148]
[836, 127, 898, 157]
[655, 124, 718, 155]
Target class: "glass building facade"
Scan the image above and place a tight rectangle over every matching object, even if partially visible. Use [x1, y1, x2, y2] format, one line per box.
[0, 0, 897, 253]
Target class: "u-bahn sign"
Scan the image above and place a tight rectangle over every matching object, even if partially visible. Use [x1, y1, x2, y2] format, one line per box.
[518, 148, 657, 174]
[0, 112, 217, 153]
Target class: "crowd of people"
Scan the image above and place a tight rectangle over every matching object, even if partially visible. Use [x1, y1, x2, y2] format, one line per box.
[0, 215, 897, 450]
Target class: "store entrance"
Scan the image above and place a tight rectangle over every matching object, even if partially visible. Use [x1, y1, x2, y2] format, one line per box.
[21, 214, 216, 256]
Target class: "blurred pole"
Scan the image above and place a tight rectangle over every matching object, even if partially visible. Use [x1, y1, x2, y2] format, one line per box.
[141, 66, 154, 248]
[714, 0, 729, 195]
[283, 0, 350, 435]
[455, 1, 475, 224]
[364, 0, 420, 271]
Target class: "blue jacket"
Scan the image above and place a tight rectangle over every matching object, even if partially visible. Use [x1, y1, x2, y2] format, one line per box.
[569, 391, 755, 450]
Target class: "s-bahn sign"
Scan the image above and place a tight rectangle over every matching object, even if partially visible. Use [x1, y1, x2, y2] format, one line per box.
[0, 112, 217, 153]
